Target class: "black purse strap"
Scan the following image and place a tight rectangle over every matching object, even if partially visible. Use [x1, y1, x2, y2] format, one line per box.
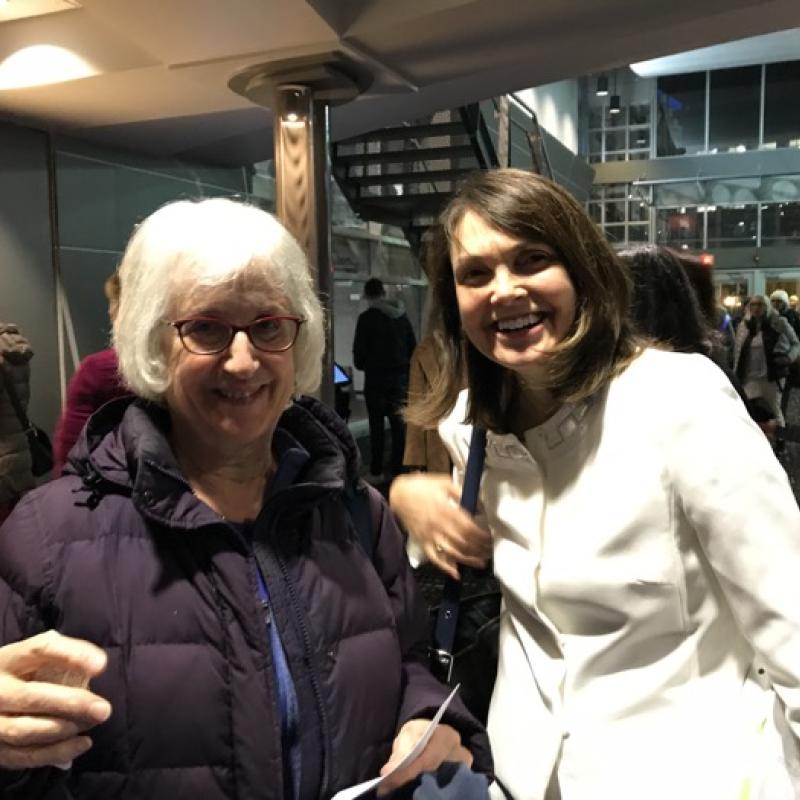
[0, 362, 33, 434]
[431, 427, 487, 681]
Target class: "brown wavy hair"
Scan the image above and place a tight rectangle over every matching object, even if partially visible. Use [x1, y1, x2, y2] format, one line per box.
[406, 169, 642, 433]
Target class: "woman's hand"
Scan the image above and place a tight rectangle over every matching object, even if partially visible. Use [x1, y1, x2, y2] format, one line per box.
[0, 630, 112, 770]
[377, 720, 473, 796]
[389, 473, 491, 580]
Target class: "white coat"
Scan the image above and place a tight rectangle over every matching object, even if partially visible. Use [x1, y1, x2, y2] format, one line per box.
[439, 348, 800, 800]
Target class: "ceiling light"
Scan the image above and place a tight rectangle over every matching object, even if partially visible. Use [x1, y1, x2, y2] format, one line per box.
[278, 85, 309, 128]
[0, 45, 96, 90]
[609, 95, 621, 114]
[595, 76, 609, 96]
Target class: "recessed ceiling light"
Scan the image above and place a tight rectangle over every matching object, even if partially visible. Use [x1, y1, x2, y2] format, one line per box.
[0, 44, 95, 89]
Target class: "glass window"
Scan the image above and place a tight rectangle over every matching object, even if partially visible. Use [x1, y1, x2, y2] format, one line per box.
[761, 202, 800, 243]
[629, 129, 650, 150]
[605, 184, 627, 199]
[605, 130, 626, 152]
[717, 280, 749, 317]
[629, 104, 651, 126]
[706, 177, 760, 205]
[656, 72, 706, 156]
[605, 107, 625, 128]
[589, 107, 603, 128]
[604, 225, 624, 243]
[588, 203, 602, 224]
[654, 181, 705, 207]
[656, 207, 703, 250]
[604, 201, 626, 223]
[708, 66, 760, 153]
[629, 151, 649, 161]
[606, 152, 626, 162]
[627, 224, 649, 243]
[589, 131, 603, 153]
[762, 174, 800, 203]
[629, 200, 649, 222]
[706, 205, 757, 248]
[764, 61, 800, 149]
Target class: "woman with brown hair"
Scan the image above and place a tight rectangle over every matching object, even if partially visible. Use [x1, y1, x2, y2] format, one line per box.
[390, 169, 800, 800]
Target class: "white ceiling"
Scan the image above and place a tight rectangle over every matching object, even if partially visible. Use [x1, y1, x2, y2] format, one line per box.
[0, 0, 797, 165]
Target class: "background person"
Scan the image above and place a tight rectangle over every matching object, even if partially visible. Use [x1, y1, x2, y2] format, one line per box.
[52, 271, 129, 476]
[734, 293, 800, 447]
[392, 169, 800, 800]
[0, 198, 490, 799]
[620, 244, 767, 427]
[403, 331, 454, 475]
[0, 322, 35, 525]
[353, 278, 417, 480]
[771, 289, 800, 338]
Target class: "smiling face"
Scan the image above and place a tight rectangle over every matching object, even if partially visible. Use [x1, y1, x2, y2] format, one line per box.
[163, 276, 295, 460]
[450, 208, 578, 384]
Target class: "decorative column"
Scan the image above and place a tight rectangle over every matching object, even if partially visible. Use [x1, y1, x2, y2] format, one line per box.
[229, 56, 366, 408]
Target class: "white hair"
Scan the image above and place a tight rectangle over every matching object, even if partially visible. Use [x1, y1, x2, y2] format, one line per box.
[113, 197, 324, 401]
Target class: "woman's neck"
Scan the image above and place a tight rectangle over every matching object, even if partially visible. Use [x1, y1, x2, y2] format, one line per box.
[172, 431, 275, 523]
[509, 378, 562, 438]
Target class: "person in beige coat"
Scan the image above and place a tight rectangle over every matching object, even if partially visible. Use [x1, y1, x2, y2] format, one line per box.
[0, 322, 35, 523]
[403, 332, 454, 475]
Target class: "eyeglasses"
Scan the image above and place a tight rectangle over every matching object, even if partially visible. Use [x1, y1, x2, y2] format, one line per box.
[169, 315, 305, 355]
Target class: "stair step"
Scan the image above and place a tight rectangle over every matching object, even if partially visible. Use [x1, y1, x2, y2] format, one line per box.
[353, 193, 452, 219]
[337, 122, 466, 146]
[335, 145, 476, 168]
[344, 167, 477, 188]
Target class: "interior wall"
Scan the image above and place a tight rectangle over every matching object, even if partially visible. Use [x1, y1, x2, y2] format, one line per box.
[0, 121, 253, 440]
[54, 135, 251, 363]
[515, 80, 580, 155]
[0, 123, 59, 435]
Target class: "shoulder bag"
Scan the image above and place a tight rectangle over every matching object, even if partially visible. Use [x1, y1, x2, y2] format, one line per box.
[0, 365, 53, 477]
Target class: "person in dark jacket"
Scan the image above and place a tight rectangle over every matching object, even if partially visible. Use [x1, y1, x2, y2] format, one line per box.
[0, 322, 35, 524]
[0, 198, 491, 800]
[52, 271, 129, 477]
[353, 278, 417, 480]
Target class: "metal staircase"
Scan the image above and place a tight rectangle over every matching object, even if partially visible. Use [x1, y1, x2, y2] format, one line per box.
[332, 96, 553, 253]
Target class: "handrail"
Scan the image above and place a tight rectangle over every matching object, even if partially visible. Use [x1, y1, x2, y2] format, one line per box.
[492, 93, 554, 180]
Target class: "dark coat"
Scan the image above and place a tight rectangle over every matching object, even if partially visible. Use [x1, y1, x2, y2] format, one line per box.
[52, 348, 128, 477]
[353, 304, 416, 379]
[0, 323, 35, 505]
[0, 396, 491, 799]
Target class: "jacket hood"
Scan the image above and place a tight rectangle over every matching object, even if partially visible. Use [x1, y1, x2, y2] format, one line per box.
[369, 297, 406, 319]
[64, 394, 363, 529]
[0, 323, 33, 365]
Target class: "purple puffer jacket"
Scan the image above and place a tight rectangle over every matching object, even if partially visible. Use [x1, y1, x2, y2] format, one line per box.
[0, 395, 491, 799]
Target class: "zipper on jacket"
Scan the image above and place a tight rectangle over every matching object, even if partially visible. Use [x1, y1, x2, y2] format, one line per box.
[273, 546, 332, 800]
[260, 595, 272, 627]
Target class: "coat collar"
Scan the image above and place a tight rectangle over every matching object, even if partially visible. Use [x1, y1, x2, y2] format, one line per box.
[65, 395, 361, 531]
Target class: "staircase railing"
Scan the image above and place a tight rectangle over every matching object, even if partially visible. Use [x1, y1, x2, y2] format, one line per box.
[487, 94, 553, 179]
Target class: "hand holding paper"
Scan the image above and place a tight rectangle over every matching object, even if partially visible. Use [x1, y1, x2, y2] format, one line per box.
[332, 685, 472, 800]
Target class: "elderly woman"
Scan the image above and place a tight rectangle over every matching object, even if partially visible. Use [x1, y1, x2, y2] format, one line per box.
[390, 169, 800, 800]
[0, 198, 490, 799]
[733, 293, 800, 442]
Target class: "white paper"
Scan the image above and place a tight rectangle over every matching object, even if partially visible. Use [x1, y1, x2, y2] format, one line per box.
[331, 684, 460, 800]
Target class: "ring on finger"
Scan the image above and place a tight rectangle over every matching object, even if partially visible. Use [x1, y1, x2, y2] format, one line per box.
[435, 543, 444, 553]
